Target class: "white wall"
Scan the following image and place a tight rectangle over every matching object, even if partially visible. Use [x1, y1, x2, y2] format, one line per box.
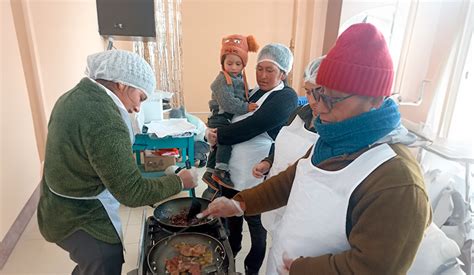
[181, 0, 332, 119]
[1, 0, 104, 240]
[27, 0, 105, 117]
[1, 1, 40, 239]
[181, 0, 294, 116]
[339, 0, 397, 24]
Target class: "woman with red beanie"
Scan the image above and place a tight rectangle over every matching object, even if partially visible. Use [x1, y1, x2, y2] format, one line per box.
[201, 23, 431, 274]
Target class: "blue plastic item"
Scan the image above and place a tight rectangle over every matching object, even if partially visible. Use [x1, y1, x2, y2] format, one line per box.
[297, 96, 308, 106]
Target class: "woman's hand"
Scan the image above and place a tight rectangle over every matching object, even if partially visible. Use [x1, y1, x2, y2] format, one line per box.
[198, 197, 245, 218]
[205, 128, 217, 146]
[252, 161, 271, 178]
[177, 168, 199, 190]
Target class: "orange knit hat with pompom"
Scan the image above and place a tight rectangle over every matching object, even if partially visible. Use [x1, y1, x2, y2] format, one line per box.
[220, 34, 259, 67]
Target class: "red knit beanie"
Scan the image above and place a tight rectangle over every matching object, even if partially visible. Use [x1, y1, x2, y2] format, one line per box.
[316, 23, 394, 97]
[220, 34, 259, 67]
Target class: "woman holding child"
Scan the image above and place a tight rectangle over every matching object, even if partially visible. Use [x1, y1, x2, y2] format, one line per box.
[205, 42, 298, 275]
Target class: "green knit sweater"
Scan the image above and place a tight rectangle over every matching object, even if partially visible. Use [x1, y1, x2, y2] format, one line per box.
[37, 78, 182, 244]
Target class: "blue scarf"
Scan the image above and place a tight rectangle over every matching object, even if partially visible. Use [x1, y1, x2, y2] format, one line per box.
[312, 98, 401, 165]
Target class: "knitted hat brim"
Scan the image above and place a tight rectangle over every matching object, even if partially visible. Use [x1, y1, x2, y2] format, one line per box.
[317, 58, 393, 97]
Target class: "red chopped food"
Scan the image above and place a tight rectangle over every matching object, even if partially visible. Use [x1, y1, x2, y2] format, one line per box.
[165, 243, 213, 274]
[168, 209, 199, 226]
[178, 243, 208, 257]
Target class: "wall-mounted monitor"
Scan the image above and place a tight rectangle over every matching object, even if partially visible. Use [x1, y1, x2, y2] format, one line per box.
[96, 0, 156, 41]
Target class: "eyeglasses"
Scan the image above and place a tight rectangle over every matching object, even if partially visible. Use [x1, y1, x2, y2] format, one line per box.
[308, 87, 354, 110]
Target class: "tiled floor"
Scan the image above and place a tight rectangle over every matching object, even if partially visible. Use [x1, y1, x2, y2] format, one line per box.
[0, 168, 270, 275]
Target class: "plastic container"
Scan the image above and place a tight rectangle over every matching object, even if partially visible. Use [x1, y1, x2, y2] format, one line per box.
[297, 96, 308, 106]
[140, 92, 163, 123]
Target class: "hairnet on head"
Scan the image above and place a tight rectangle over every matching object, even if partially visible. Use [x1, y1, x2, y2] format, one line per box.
[303, 56, 325, 85]
[85, 49, 156, 96]
[257, 43, 294, 74]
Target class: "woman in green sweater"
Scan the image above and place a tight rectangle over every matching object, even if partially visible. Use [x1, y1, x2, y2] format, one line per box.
[37, 50, 198, 275]
[201, 24, 431, 274]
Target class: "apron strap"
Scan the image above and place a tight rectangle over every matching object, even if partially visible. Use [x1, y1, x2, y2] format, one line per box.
[47, 185, 125, 246]
[221, 70, 233, 85]
[243, 70, 249, 101]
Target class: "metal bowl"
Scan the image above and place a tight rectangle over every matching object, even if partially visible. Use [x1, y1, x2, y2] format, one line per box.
[153, 197, 217, 231]
[147, 232, 226, 274]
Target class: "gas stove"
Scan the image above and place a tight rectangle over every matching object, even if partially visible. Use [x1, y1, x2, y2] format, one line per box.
[137, 214, 236, 275]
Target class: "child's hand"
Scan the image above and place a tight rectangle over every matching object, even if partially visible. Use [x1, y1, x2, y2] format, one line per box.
[252, 161, 271, 178]
[205, 128, 217, 146]
[248, 102, 259, 112]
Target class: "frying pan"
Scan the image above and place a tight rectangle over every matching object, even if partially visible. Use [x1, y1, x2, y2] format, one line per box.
[147, 232, 226, 274]
[153, 197, 217, 231]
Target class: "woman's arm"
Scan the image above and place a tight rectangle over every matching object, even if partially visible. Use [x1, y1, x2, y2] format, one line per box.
[84, 110, 183, 207]
[217, 87, 298, 145]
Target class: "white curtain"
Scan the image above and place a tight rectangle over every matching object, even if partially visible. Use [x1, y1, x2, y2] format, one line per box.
[133, 0, 184, 108]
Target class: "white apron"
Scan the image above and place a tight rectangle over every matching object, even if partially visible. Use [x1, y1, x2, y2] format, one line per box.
[261, 114, 319, 234]
[228, 83, 283, 191]
[267, 143, 396, 274]
[47, 80, 134, 246]
[47, 187, 124, 244]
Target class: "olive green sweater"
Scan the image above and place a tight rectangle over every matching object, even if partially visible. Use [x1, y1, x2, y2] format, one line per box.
[234, 144, 431, 274]
[37, 78, 182, 244]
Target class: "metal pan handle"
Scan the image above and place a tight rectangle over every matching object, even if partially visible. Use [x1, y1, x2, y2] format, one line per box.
[215, 245, 226, 262]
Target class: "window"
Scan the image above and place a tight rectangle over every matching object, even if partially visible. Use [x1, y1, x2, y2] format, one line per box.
[448, 34, 474, 148]
[339, 0, 411, 88]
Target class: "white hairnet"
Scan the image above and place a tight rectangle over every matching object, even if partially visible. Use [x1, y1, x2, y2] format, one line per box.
[257, 43, 293, 74]
[85, 49, 156, 96]
[303, 56, 325, 84]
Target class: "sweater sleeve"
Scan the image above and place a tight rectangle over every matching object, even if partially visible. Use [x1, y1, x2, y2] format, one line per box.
[217, 87, 298, 145]
[84, 111, 182, 207]
[261, 154, 275, 166]
[211, 73, 248, 115]
[289, 165, 431, 274]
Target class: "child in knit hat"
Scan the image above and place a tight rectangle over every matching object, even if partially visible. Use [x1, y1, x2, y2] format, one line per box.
[203, 34, 259, 190]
